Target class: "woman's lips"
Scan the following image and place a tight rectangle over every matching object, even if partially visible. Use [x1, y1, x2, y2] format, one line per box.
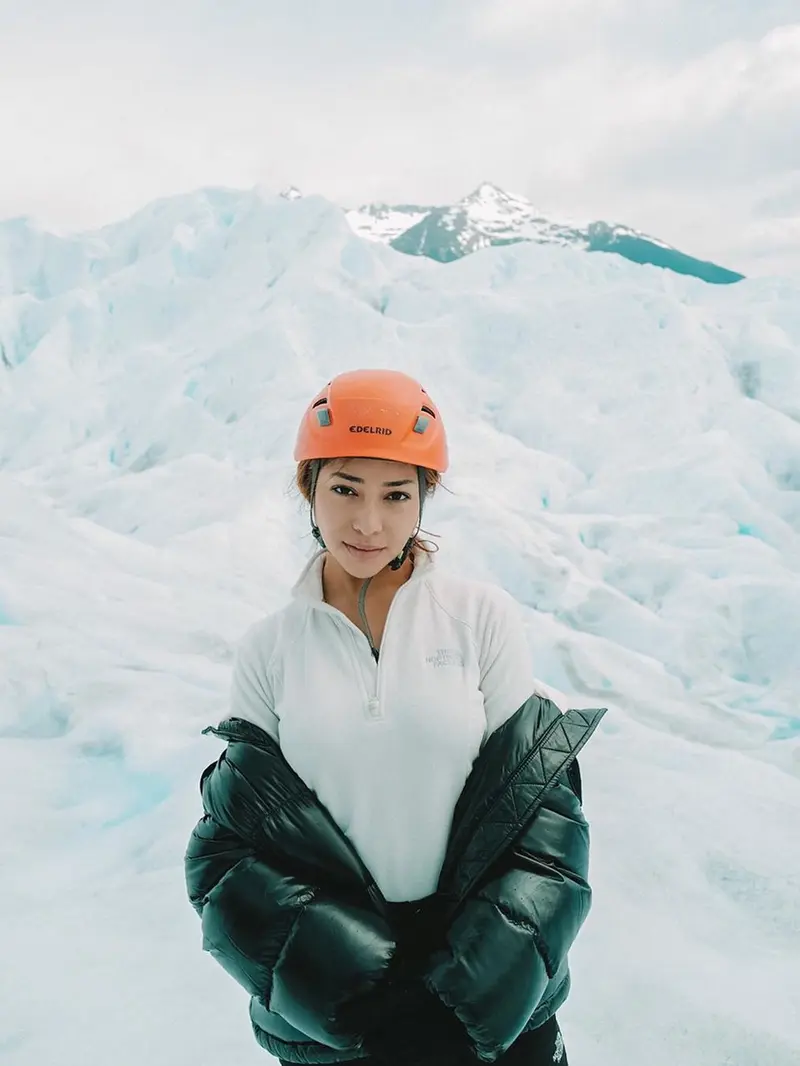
[344, 542, 385, 555]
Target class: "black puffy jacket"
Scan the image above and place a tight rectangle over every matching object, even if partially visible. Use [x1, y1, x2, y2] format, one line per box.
[184, 695, 605, 1063]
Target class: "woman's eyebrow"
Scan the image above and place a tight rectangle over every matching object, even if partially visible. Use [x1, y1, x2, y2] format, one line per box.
[332, 473, 414, 487]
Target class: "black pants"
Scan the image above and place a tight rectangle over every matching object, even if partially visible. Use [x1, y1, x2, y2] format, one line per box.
[495, 1015, 567, 1065]
[280, 1014, 567, 1066]
[279, 897, 568, 1066]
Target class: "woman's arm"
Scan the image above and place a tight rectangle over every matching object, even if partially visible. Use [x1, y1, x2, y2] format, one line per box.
[424, 770, 591, 1062]
[476, 586, 562, 738]
[184, 750, 395, 1050]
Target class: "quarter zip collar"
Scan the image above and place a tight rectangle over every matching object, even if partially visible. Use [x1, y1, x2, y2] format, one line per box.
[290, 547, 435, 609]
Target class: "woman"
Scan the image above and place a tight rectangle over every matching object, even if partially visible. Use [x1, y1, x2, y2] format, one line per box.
[185, 369, 605, 1066]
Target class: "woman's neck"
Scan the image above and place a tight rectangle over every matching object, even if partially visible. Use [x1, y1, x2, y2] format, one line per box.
[321, 551, 414, 605]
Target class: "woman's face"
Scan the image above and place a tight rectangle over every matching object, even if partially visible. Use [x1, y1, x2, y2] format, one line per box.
[313, 457, 420, 577]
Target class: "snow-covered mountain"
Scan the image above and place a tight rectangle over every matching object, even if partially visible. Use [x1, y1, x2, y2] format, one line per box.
[349, 182, 744, 284]
[1, 186, 799, 1066]
[345, 201, 432, 243]
[349, 183, 578, 251]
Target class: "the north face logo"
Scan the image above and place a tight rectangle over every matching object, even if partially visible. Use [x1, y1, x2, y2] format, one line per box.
[349, 425, 392, 435]
[425, 649, 465, 668]
[552, 1032, 564, 1063]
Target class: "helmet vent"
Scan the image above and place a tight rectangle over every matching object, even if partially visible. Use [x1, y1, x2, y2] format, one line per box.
[311, 397, 328, 409]
[421, 405, 436, 418]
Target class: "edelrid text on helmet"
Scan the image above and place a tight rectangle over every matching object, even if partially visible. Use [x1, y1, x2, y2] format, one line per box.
[349, 425, 393, 435]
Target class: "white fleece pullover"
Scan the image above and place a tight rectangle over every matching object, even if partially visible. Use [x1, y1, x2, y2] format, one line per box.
[229, 549, 549, 902]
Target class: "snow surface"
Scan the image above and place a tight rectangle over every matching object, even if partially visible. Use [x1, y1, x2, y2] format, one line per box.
[1, 187, 799, 1066]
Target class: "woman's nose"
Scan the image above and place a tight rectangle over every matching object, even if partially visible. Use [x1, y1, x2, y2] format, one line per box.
[352, 503, 383, 535]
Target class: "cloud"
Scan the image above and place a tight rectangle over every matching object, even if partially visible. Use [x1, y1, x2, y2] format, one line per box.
[469, 0, 632, 40]
[468, 0, 800, 57]
[578, 26, 800, 188]
[0, 1, 798, 274]
[752, 172, 800, 218]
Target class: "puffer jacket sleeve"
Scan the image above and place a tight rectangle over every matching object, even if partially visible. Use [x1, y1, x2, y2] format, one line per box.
[184, 744, 395, 1050]
[425, 770, 591, 1062]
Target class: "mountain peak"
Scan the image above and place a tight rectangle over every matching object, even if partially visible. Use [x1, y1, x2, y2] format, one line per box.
[280, 186, 303, 201]
[460, 182, 531, 208]
[466, 181, 507, 199]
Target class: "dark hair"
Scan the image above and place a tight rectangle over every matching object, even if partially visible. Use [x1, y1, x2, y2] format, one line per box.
[295, 458, 442, 555]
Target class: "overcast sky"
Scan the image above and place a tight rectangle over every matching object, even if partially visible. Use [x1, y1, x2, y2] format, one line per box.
[1, 0, 799, 275]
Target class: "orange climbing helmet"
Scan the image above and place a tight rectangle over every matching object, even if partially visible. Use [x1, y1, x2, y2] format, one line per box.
[294, 369, 449, 472]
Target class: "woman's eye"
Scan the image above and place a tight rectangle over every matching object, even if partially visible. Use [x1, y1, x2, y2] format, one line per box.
[330, 486, 411, 502]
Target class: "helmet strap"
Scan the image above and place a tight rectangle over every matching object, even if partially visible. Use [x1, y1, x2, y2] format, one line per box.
[388, 537, 414, 571]
[309, 459, 327, 549]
